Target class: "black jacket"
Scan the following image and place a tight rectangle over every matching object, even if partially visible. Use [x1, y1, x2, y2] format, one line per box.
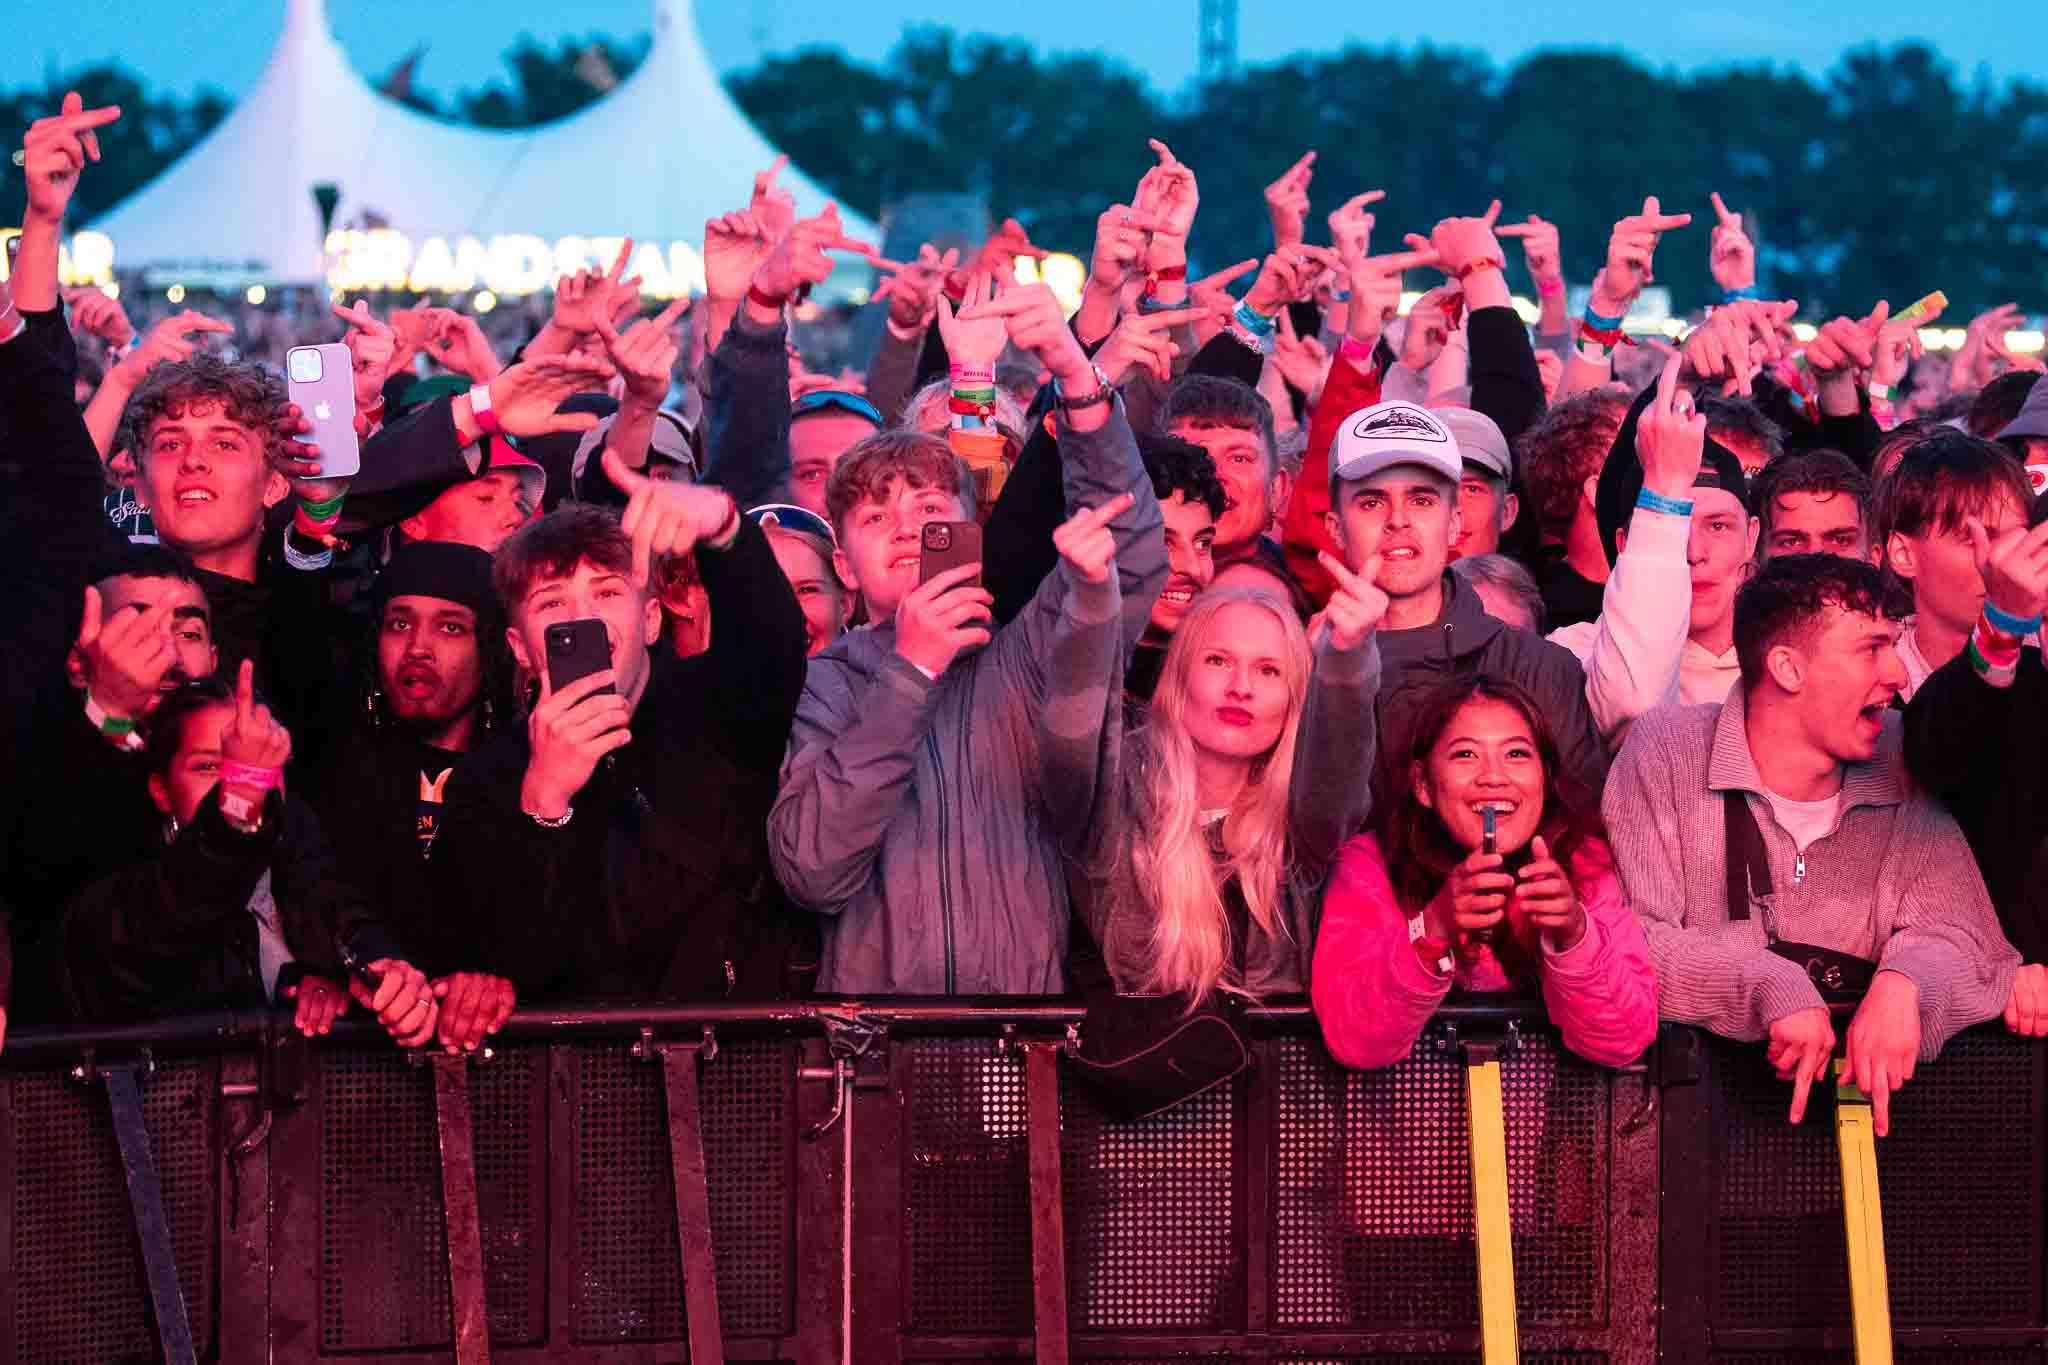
[58, 790, 403, 1025]
[430, 519, 812, 998]
[1903, 648, 2048, 963]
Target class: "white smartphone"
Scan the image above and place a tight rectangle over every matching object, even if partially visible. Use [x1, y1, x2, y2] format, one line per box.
[284, 343, 361, 479]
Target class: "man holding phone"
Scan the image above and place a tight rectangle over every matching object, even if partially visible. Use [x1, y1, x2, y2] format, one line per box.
[429, 451, 813, 1000]
[770, 282, 1167, 995]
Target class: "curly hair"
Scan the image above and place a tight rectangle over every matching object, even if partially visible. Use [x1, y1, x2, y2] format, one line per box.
[492, 503, 635, 611]
[1516, 391, 1628, 539]
[125, 354, 290, 468]
[1734, 554, 1910, 689]
[1138, 432, 1226, 520]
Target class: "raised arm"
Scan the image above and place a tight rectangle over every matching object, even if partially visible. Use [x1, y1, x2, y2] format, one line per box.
[1288, 552, 1385, 868]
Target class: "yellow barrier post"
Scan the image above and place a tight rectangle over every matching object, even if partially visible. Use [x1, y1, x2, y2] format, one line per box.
[1834, 1059, 1894, 1365]
[1464, 1044, 1519, 1365]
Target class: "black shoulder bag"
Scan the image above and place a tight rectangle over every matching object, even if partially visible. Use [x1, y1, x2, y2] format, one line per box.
[1724, 790, 1875, 994]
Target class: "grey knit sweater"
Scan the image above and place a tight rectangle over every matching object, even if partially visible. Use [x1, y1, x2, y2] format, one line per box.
[1603, 688, 2017, 1057]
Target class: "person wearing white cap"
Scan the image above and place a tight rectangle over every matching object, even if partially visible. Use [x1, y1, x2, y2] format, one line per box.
[1323, 397, 1607, 816]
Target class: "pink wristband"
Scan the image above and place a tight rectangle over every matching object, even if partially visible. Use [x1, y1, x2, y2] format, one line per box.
[1338, 335, 1377, 366]
[1537, 277, 1566, 300]
[220, 760, 284, 793]
[948, 362, 995, 387]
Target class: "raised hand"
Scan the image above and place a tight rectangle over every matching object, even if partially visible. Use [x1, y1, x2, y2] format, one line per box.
[1679, 298, 1798, 396]
[74, 585, 180, 721]
[1496, 214, 1562, 289]
[1133, 139, 1200, 242]
[433, 973, 517, 1054]
[703, 209, 777, 306]
[1264, 151, 1316, 248]
[935, 271, 1010, 371]
[894, 562, 994, 676]
[521, 666, 632, 819]
[749, 153, 798, 244]
[1873, 297, 1941, 390]
[1708, 192, 1756, 294]
[871, 243, 960, 333]
[21, 91, 121, 224]
[1344, 245, 1441, 350]
[428, 309, 502, 383]
[1399, 286, 1458, 373]
[1245, 244, 1341, 317]
[1766, 1005, 1836, 1125]
[110, 310, 234, 389]
[478, 353, 617, 436]
[1053, 493, 1135, 584]
[603, 448, 737, 585]
[597, 297, 687, 409]
[1187, 258, 1259, 348]
[1600, 196, 1694, 302]
[554, 239, 642, 333]
[1966, 512, 2048, 624]
[1096, 304, 1211, 386]
[1316, 550, 1389, 651]
[63, 285, 134, 349]
[1412, 200, 1506, 278]
[1271, 308, 1331, 401]
[1637, 351, 1707, 497]
[330, 300, 396, 419]
[954, 278, 1093, 387]
[753, 203, 874, 304]
[1088, 203, 1175, 292]
[950, 217, 1049, 295]
[1805, 300, 1890, 377]
[1511, 835, 1586, 949]
[1325, 189, 1385, 258]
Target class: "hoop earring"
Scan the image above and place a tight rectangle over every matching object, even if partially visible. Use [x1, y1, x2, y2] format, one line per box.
[480, 695, 494, 734]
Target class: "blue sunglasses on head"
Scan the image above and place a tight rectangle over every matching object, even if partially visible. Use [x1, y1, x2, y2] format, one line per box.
[791, 389, 885, 427]
[747, 503, 836, 543]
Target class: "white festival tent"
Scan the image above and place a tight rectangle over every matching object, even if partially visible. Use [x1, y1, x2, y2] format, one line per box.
[90, 0, 873, 293]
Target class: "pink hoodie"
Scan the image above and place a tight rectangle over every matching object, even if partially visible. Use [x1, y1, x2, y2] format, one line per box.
[1312, 833, 1658, 1069]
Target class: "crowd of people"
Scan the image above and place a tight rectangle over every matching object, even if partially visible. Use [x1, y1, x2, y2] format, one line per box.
[6, 92, 2048, 1137]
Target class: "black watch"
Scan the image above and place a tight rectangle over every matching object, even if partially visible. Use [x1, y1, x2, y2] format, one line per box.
[1054, 364, 1115, 417]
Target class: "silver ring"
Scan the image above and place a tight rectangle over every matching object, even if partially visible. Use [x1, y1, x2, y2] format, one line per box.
[1673, 400, 1695, 418]
[10, 150, 25, 167]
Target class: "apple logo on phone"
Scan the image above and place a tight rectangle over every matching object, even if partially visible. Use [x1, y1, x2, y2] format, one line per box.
[313, 401, 333, 420]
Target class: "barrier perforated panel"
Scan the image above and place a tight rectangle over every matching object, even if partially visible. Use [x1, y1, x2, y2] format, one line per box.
[905, 1037, 1033, 1334]
[471, 1046, 544, 1345]
[1709, 1352, 2038, 1364]
[10, 1060, 217, 1364]
[1061, 1068, 1244, 1330]
[572, 1043, 682, 1342]
[570, 1039, 794, 1343]
[1273, 1029, 1606, 1328]
[1712, 1028, 2041, 1330]
[319, 1048, 449, 1352]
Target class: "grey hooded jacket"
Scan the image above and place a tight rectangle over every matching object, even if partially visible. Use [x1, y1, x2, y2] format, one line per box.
[768, 408, 1167, 994]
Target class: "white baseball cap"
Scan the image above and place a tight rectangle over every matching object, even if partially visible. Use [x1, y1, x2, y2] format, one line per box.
[1331, 400, 1463, 487]
[1437, 407, 1512, 483]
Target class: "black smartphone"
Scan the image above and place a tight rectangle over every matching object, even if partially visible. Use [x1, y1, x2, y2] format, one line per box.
[920, 520, 983, 588]
[544, 619, 615, 697]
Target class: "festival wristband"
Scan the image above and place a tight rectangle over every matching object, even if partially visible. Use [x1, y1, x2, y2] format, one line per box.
[83, 693, 145, 750]
[219, 789, 266, 831]
[1454, 258, 1506, 281]
[1868, 382, 1894, 401]
[1982, 600, 2043, 640]
[1536, 277, 1565, 300]
[1967, 623, 2023, 688]
[948, 361, 995, 387]
[1721, 285, 1760, 303]
[1577, 319, 1633, 352]
[1338, 335, 1377, 367]
[1233, 300, 1277, 336]
[221, 760, 285, 793]
[1636, 487, 1695, 518]
[1581, 303, 1628, 333]
[466, 384, 502, 437]
[746, 283, 788, 313]
[1149, 263, 1187, 284]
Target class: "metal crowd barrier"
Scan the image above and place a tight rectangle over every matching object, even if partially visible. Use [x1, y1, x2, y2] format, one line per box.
[0, 999, 2039, 1364]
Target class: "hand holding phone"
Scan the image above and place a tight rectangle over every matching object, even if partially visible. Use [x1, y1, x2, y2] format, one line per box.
[544, 620, 615, 698]
[895, 525, 993, 679]
[284, 344, 361, 479]
[523, 620, 632, 819]
[919, 520, 983, 587]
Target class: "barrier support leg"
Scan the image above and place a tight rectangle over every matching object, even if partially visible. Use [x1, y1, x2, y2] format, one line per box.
[104, 1062, 200, 1365]
[1463, 1043, 1519, 1365]
[430, 1054, 492, 1365]
[1834, 1059, 1894, 1365]
[1023, 1043, 1070, 1365]
[657, 1041, 726, 1365]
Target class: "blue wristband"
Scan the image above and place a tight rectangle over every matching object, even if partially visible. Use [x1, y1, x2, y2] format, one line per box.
[1635, 487, 1695, 518]
[1722, 285, 1760, 303]
[1233, 299, 1277, 336]
[1982, 600, 2043, 639]
[1583, 304, 1628, 332]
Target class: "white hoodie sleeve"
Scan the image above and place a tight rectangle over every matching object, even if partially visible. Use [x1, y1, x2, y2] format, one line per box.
[1546, 503, 1692, 747]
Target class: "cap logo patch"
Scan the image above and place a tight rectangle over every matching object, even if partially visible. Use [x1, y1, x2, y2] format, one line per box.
[1353, 405, 1448, 442]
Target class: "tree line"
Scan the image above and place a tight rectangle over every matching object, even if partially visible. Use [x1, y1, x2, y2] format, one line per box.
[5, 30, 2042, 315]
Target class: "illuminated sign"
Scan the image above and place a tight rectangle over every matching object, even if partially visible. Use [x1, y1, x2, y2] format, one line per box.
[0, 229, 116, 286]
[323, 229, 704, 299]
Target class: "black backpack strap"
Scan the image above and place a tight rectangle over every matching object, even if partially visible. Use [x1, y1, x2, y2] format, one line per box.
[1723, 789, 1773, 922]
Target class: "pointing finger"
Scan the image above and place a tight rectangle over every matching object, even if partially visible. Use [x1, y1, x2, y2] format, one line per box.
[607, 238, 633, 285]
[77, 584, 103, 649]
[1480, 199, 1502, 227]
[1657, 347, 1684, 413]
[602, 448, 653, 499]
[1712, 191, 1739, 228]
[1197, 258, 1259, 290]
[235, 657, 257, 727]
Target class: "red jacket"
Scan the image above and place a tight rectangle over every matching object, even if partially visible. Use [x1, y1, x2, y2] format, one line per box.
[1311, 833, 1658, 1069]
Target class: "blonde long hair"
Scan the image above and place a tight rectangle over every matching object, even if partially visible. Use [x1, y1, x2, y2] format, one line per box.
[1130, 588, 1313, 1000]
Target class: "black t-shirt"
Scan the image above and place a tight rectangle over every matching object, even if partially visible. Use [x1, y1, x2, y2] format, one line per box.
[1533, 545, 1607, 632]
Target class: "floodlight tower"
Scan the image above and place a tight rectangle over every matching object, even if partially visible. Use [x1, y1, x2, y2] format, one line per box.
[1199, 0, 1238, 83]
